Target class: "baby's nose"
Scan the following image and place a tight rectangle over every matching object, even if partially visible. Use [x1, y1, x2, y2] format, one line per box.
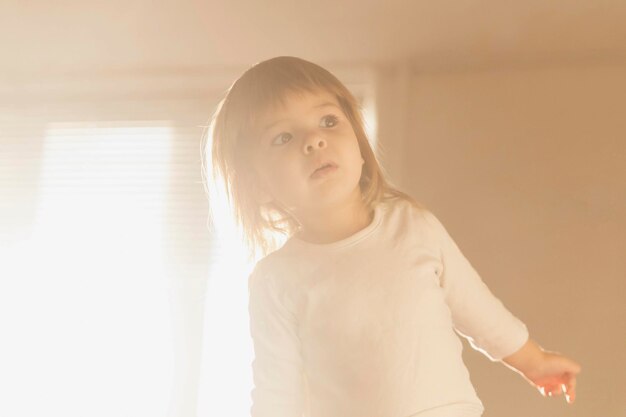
[303, 135, 327, 154]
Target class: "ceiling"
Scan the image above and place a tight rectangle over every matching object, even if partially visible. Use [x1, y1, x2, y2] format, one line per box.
[1, 0, 626, 82]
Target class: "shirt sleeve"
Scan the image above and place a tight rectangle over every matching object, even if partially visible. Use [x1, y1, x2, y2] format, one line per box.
[422, 209, 530, 361]
[248, 267, 306, 417]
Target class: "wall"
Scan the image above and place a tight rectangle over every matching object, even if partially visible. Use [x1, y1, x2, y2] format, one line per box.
[379, 64, 625, 417]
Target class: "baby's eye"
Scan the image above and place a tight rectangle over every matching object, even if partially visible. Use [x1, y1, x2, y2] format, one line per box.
[320, 114, 339, 128]
[271, 132, 293, 146]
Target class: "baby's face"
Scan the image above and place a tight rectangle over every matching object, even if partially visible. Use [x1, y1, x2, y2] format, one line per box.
[250, 89, 364, 216]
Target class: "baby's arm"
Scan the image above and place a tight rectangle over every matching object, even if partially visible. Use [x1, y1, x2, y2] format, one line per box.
[502, 338, 581, 404]
[422, 210, 581, 404]
[422, 210, 530, 362]
[248, 268, 305, 417]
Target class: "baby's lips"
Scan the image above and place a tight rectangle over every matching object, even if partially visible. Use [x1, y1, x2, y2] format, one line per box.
[309, 160, 337, 176]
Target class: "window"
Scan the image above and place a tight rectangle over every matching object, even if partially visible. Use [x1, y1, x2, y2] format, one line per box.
[1, 121, 174, 417]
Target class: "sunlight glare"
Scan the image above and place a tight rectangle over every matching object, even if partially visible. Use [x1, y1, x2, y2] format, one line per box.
[0, 122, 174, 417]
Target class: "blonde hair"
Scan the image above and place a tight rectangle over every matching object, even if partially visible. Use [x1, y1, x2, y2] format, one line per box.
[204, 56, 414, 259]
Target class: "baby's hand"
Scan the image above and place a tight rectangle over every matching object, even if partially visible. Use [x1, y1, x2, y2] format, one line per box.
[502, 339, 582, 404]
[522, 349, 582, 404]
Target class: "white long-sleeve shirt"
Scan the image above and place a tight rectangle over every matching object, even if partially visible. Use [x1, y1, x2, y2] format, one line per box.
[248, 197, 529, 417]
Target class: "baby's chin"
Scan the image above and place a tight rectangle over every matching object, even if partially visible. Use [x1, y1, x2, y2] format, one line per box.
[302, 189, 365, 213]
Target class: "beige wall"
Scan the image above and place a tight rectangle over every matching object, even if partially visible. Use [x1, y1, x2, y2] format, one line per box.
[378, 64, 625, 416]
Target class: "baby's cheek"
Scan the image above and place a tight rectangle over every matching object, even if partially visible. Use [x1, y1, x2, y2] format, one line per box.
[269, 171, 306, 206]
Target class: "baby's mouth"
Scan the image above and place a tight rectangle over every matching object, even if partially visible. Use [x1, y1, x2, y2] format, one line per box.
[310, 162, 338, 179]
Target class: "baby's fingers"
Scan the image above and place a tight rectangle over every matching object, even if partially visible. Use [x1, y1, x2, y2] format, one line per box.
[557, 373, 578, 404]
[564, 375, 577, 404]
[540, 384, 563, 398]
[542, 375, 577, 404]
